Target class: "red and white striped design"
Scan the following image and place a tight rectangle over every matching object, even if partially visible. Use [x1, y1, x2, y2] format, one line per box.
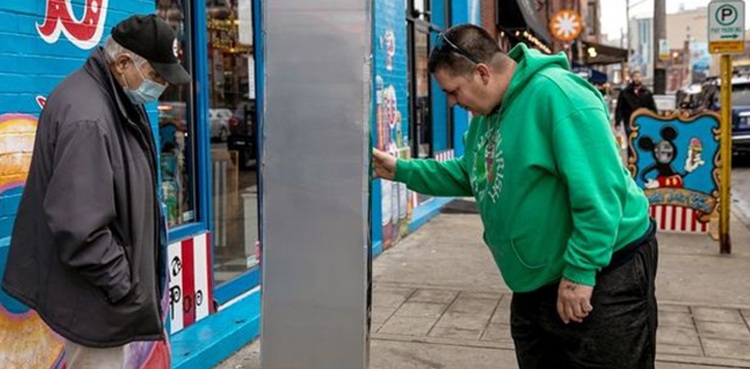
[168, 233, 214, 334]
[410, 191, 419, 208]
[434, 150, 455, 162]
[649, 205, 708, 233]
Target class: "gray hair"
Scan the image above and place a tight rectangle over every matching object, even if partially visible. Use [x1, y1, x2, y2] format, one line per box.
[103, 36, 147, 66]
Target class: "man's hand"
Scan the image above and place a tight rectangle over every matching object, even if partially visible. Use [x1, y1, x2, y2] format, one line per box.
[372, 148, 397, 180]
[557, 278, 594, 324]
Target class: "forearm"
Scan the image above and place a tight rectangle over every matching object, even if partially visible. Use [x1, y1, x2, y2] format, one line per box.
[394, 157, 473, 197]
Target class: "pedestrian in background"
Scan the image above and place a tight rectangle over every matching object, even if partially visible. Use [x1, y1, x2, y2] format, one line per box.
[615, 70, 658, 133]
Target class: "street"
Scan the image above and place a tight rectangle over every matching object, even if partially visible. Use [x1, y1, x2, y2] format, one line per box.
[734, 159, 750, 226]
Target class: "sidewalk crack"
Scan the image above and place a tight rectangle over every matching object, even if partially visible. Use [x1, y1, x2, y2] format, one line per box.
[426, 290, 462, 337]
[376, 287, 417, 333]
[479, 294, 504, 340]
[742, 309, 750, 334]
[690, 305, 708, 357]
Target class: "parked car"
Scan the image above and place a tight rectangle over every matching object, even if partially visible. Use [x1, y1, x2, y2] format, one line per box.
[695, 75, 750, 155]
[209, 108, 232, 142]
[728, 77, 750, 154]
[675, 84, 703, 111]
[157, 101, 188, 151]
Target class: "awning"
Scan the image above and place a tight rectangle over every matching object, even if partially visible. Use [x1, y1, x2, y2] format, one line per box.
[590, 69, 607, 84]
[573, 40, 629, 66]
[498, 0, 552, 45]
[572, 62, 608, 85]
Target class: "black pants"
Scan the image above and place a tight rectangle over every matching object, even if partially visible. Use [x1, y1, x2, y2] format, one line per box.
[510, 230, 658, 369]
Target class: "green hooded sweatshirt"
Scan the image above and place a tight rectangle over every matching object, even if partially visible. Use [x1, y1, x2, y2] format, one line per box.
[394, 44, 651, 292]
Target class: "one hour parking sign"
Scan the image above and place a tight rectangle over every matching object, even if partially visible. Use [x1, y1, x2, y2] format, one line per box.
[709, 0, 746, 54]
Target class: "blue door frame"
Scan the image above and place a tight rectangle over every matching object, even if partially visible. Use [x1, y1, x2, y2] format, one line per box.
[166, 0, 265, 309]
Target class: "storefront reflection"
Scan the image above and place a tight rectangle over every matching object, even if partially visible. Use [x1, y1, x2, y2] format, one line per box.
[206, 0, 259, 284]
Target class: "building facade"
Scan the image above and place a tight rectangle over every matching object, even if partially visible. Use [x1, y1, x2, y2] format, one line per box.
[629, 6, 712, 89]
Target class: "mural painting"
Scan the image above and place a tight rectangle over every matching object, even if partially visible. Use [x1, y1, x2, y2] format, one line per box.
[0, 114, 65, 369]
[375, 21, 412, 250]
[376, 76, 412, 249]
[628, 109, 721, 233]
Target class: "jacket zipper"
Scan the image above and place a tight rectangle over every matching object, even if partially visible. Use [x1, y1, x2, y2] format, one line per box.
[119, 109, 166, 336]
[135, 114, 165, 334]
[92, 49, 166, 337]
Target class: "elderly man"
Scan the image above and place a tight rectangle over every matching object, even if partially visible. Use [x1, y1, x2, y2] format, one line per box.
[2, 14, 190, 368]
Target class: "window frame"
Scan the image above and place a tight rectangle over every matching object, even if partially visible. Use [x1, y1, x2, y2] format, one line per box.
[442, 0, 454, 150]
[158, 0, 263, 304]
[407, 0, 457, 158]
[157, 0, 206, 242]
[411, 24, 433, 159]
[198, 0, 264, 305]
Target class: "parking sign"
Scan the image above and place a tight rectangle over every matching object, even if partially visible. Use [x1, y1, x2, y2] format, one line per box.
[709, 0, 745, 54]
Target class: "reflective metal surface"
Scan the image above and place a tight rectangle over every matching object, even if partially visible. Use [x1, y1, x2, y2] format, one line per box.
[260, 0, 372, 368]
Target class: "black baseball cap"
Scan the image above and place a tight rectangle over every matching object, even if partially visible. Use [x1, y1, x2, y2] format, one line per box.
[111, 14, 191, 85]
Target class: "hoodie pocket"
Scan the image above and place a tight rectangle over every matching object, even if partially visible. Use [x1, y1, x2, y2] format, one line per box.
[509, 237, 547, 270]
[489, 236, 550, 291]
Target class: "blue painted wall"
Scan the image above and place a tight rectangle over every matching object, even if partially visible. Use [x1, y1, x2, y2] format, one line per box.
[431, 0, 449, 152]
[0, 0, 157, 289]
[0, 0, 158, 239]
[450, 0, 476, 157]
[372, 0, 409, 252]
[370, 0, 478, 250]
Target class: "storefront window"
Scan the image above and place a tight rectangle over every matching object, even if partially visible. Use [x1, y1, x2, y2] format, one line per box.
[413, 0, 430, 21]
[413, 30, 431, 158]
[206, 0, 259, 284]
[156, 0, 197, 227]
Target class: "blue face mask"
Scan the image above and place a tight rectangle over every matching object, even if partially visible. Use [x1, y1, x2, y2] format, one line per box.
[123, 62, 167, 105]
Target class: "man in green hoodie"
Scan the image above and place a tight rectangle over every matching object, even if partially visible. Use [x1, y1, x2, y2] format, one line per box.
[373, 24, 658, 368]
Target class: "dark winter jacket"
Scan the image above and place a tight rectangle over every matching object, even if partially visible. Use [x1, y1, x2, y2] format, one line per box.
[615, 83, 658, 126]
[1, 48, 165, 347]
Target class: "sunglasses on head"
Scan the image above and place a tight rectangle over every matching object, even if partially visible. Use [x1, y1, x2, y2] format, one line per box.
[434, 32, 481, 64]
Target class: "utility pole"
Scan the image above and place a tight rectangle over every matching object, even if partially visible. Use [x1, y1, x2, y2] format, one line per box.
[626, 0, 631, 78]
[653, 0, 667, 94]
[685, 26, 691, 86]
[620, 27, 626, 84]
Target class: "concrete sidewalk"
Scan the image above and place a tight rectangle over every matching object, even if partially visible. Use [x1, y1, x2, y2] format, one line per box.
[216, 208, 750, 369]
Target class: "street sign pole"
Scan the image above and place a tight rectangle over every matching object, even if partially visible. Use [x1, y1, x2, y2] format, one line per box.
[720, 54, 732, 254]
[709, 0, 743, 253]
[709, 0, 746, 54]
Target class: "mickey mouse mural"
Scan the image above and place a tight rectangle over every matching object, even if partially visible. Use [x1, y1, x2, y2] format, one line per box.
[628, 109, 720, 233]
[637, 126, 705, 189]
